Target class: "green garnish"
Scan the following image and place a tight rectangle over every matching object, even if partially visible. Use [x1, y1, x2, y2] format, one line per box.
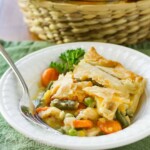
[50, 62, 67, 74]
[50, 48, 85, 73]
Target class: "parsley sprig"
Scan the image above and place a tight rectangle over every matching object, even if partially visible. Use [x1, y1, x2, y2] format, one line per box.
[50, 48, 85, 73]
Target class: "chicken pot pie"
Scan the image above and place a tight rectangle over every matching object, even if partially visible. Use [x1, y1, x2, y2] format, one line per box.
[35, 47, 146, 136]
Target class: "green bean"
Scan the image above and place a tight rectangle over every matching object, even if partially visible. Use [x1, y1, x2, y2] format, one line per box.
[126, 109, 134, 117]
[116, 110, 130, 128]
[33, 82, 53, 108]
[91, 80, 103, 87]
[76, 78, 103, 87]
[46, 81, 53, 90]
[50, 99, 79, 110]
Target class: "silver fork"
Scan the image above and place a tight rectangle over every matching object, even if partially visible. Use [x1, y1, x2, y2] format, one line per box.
[0, 44, 60, 134]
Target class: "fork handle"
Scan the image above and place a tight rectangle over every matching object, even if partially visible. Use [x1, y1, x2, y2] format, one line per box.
[0, 44, 29, 95]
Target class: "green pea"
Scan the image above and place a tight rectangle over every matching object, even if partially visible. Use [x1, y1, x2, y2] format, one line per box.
[68, 128, 77, 136]
[84, 97, 95, 107]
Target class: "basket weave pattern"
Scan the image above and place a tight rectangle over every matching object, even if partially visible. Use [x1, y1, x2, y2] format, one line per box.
[19, 0, 150, 44]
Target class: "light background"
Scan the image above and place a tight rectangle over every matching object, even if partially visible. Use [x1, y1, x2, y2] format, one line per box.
[0, 0, 37, 41]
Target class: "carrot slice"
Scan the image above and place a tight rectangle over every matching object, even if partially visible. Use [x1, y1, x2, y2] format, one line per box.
[36, 107, 48, 113]
[98, 120, 122, 134]
[73, 120, 93, 128]
[41, 68, 59, 87]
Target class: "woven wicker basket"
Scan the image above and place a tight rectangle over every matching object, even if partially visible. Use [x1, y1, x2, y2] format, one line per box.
[18, 0, 150, 44]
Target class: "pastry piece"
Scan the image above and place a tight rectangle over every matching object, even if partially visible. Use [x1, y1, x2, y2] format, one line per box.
[84, 47, 119, 67]
[73, 60, 129, 94]
[83, 86, 130, 120]
[50, 72, 92, 102]
[84, 47, 146, 94]
[84, 47, 146, 113]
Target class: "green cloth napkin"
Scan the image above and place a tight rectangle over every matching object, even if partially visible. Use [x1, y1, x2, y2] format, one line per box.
[0, 39, 150, 150]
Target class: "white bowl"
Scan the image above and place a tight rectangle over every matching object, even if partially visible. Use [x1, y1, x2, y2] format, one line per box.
[0, 42, 150, 150]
